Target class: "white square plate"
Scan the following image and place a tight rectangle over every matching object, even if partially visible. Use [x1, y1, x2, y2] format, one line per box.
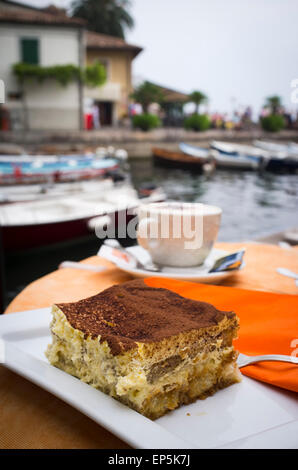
[0, 308, 297, 449]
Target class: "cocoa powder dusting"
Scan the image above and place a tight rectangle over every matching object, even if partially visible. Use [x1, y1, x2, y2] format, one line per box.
[56, 279, 235, 355]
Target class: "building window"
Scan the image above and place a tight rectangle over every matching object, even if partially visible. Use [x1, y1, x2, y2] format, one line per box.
[20, 38, 39, 65]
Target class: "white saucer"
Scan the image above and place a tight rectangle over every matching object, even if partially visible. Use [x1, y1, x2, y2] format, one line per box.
[118, 246, 244, 283]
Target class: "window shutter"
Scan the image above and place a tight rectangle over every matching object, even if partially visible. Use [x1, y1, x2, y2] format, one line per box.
[21, 38, 39, 65]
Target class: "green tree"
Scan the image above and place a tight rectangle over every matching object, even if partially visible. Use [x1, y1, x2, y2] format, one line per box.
[132, 113, 161, 131]
[131, 81, 164, 113]
[188, 91, 207, 114]
[71, 0, 134, 39]
[260, 115, 285, 132]
[184, 114, 211, 132]
[265, 95, 282, 114]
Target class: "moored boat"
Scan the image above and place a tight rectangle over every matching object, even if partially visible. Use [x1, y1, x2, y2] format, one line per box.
[0, 178, 122, 204]
[210, 141, 263, 170]
[253, 140, 298, 172]
[254, 140, 298, 156]
[0, 154, 119, 185]
[181, 141, 261, 170]
[179, 142, 211, 159]
[262, 154, 298, 173]
[211, 140, 298, 173]
[0, 180, 165, 252]
[152, 147, 214, 172]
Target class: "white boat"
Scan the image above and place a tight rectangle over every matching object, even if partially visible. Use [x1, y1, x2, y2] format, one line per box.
[253, 140, 298, 172]
[179, 142, 211, 159]
[0, 179, 165, 252]
[0, 153, 96, 163]
[212, 141, 298, 172]
[0, 178, 119, 204]
[181, 140, 298, 172]
[211, 141, 270, 170]
[254, 140, 298, 156]
[181, 141, 261, 170]
[211, 141, 266, 158]
[216, 153, 260, 170]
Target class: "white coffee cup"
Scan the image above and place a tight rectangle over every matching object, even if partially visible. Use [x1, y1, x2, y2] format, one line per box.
[137, 202, 222, 267]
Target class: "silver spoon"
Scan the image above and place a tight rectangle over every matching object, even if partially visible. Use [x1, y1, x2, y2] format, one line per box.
[277, 268, 298, 288]
[237, 352, 298, 369]
[277, 267, 298, 280]
[277, 267, 298, 279]
[103, 239, 160, 272]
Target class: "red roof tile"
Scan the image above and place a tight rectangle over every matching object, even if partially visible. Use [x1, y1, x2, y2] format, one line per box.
[0, 2, 142, 55]
[0, 5, 85, 27]
[86, 31, 142, 57]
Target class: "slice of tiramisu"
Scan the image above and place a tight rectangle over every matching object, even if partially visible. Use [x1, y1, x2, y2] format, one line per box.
[46, 279, 241, 419]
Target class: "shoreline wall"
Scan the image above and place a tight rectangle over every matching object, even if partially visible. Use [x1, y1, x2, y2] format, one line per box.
[1, 128, 298, 157]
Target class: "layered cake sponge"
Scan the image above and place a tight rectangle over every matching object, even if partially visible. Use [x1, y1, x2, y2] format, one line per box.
[46, 279, 241, 419]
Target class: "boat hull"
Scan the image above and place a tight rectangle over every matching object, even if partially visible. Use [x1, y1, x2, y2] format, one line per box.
[265, 157, 298, 173]
[1, 208, 135, 252]
[0, 155, 119, 186]
[210, 141, 261, 170]
[152, 147, 208, 172]
[181, 141, 260, 170]
[214, 155, 259, 170]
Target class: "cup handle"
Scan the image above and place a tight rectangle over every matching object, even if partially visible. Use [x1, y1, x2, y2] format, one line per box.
[137, 217, 157, 250]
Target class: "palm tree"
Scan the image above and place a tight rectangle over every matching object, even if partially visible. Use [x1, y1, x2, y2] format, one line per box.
[131, 81, 164, 113]
[71, 0, 134, 39]
[188, 91, 207, 114]
[265, 95, 282, 115]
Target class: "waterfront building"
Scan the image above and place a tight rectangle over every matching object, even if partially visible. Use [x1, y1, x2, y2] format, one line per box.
[0, 0, 142, 130]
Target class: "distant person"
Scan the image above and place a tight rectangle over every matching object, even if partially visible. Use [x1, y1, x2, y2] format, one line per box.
[245, 106, 252, 121]
[260, 107, 268, 118]
[0, 106, 10, 131]
[13, 164, 22, 180]
[233, 111, 241, 130]
[282, 111, 292, 129]
[53, 170, 60, 183]
[92, 104, 100, 129]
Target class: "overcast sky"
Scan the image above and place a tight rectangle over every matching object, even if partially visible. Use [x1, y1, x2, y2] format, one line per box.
[17, 0, 298, 115]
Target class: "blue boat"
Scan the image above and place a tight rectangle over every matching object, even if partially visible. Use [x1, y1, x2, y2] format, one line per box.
[0, 154, 119, 183]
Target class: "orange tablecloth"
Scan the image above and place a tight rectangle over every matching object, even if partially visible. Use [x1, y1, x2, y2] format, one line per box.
[1, 242, 298, 448]
[145, 277, 298, 393]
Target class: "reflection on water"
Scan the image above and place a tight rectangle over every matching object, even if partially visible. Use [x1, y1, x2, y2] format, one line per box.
[129, 157, 298, 242]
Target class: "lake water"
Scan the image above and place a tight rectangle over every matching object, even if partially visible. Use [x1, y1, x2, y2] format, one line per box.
[3, 157, 298, 308]
[130, 157, 298, 241]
